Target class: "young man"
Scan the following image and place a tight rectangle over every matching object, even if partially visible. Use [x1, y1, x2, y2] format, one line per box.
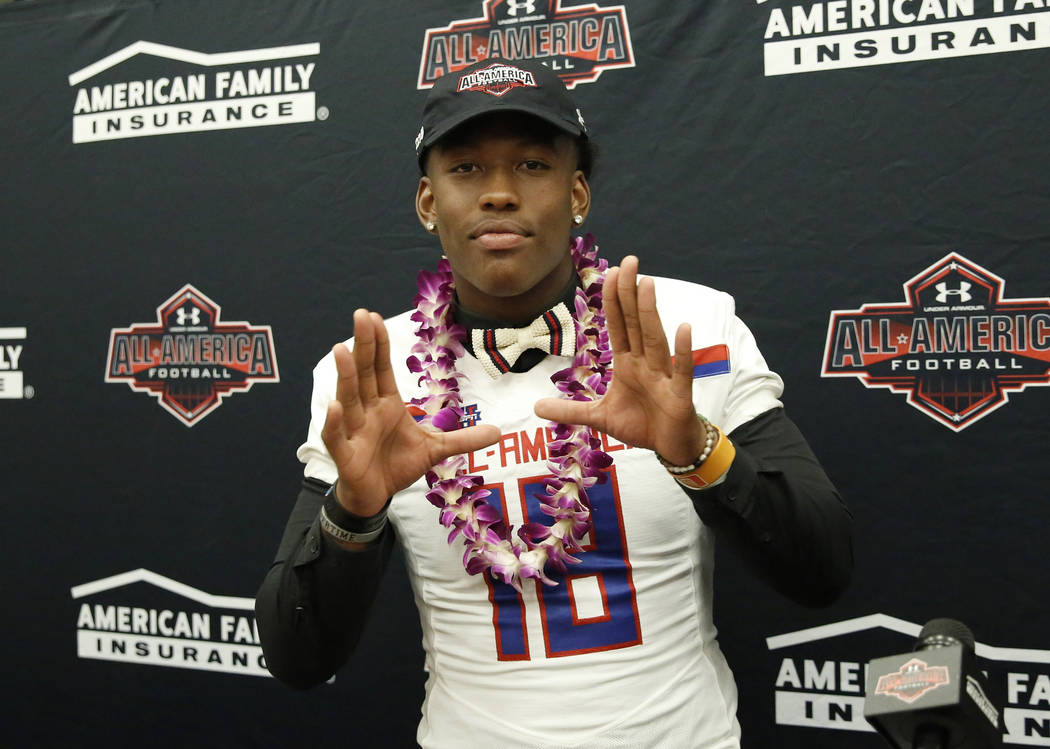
[257, 59, 852, 748]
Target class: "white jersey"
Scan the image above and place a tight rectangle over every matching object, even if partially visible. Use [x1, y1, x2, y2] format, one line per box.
[297, 276, 784, 749]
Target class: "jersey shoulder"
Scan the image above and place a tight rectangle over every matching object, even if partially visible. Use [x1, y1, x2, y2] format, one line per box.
[649, 274, 734, 309]
[648, 274, 736, 336]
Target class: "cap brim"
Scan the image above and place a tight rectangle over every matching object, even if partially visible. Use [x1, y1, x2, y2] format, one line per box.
[418, 102, 585, 157]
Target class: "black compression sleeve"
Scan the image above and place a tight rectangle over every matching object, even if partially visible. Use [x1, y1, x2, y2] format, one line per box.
[255, 477, 395, 689]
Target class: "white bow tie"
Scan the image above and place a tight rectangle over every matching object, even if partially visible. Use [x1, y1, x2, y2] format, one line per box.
[472, 302, 576, 378]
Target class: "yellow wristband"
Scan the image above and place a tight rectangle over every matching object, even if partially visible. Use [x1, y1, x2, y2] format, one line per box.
[669, 426, 736, 490]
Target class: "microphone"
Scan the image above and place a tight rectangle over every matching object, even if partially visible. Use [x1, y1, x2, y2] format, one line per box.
[863, 618, 1002, 748]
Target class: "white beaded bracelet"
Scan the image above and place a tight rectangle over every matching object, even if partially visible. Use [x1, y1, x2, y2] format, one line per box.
[656, 414, 716, 474]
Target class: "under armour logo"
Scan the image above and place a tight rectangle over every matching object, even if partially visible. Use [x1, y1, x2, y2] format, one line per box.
[506, 0, 537, 16]
[935, 281, 972, 303]
[176, 306, 201, 325]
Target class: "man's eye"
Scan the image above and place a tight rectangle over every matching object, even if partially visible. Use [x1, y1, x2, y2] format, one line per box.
[522, 160, 547, 170]
[451, 163, 476, 173]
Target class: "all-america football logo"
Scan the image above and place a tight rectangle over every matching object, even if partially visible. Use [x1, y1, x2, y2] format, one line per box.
[822, 253, 1050, 431]
[105, 285, 278, 426]
[418, 0, 635, 89]
[875, 658, 951, 703]
[458, 62, 538, 95]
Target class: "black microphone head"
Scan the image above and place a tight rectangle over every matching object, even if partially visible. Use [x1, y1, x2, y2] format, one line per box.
[915, 618, 976, 653]
[866, 618, 1002, 748]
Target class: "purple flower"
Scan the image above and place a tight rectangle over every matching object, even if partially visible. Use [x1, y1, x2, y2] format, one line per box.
[431, 407, 462, 432]
[464, 555, 490, 576]
[474, 503, 502, 525]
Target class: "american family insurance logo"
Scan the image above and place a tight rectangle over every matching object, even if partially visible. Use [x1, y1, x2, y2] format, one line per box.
[757, 0, 1050, 75]
[822, 253, 1050, 431]
[105, 285, 278, 426]
[72, 569, 267, 677]
[0, 327, 31, 400]
[767, 613, 1050, 744]
[418, 0, 634, 89]
[69, 41, 322, 143]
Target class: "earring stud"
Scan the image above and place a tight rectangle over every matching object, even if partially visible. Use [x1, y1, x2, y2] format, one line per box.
[426, 221, 436, 231]
[573, 214, 583, 226]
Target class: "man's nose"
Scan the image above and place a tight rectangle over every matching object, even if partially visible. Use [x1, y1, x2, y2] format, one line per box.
[479, 169, 519, 210]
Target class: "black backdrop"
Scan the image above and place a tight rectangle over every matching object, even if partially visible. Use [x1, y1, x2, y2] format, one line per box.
[3, 0, 1049, 746]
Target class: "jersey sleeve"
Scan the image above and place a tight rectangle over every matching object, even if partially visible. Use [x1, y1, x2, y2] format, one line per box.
[718, 300, 784, 434]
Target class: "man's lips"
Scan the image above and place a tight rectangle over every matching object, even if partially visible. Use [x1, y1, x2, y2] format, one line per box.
[471, 220, 530, 250]
[476, 232, 526, 250]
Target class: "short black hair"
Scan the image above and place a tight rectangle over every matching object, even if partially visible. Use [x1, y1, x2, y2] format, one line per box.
[419, 112, 596, 179]
[575, 136, 596, 180]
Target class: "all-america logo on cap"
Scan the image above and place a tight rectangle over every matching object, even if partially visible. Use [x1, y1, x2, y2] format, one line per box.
[415, 57, 587, 158]
[458, 62, 537, 97]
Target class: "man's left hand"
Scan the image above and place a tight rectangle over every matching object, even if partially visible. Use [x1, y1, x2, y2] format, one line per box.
[534, 255, 706, 465]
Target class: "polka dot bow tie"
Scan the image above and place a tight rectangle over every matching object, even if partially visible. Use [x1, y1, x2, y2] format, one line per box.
[472, 302, 576, 379]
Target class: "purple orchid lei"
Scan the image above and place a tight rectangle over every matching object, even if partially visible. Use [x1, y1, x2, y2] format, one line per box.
[406, 234, 614, 592]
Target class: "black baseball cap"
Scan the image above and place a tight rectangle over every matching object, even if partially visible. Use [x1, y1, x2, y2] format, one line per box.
[414, 58, 588, 162]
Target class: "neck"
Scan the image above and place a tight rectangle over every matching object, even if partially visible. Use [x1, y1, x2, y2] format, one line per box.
[452, 254, 576, 325]
[455, 270, 580, 331]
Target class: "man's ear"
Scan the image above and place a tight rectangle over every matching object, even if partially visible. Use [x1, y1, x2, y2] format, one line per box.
[416, 176, 437, 232]
[571, 171, 591, 223]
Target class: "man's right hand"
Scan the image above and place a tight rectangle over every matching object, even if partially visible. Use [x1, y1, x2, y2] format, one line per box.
[320, 308, 501, 520]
